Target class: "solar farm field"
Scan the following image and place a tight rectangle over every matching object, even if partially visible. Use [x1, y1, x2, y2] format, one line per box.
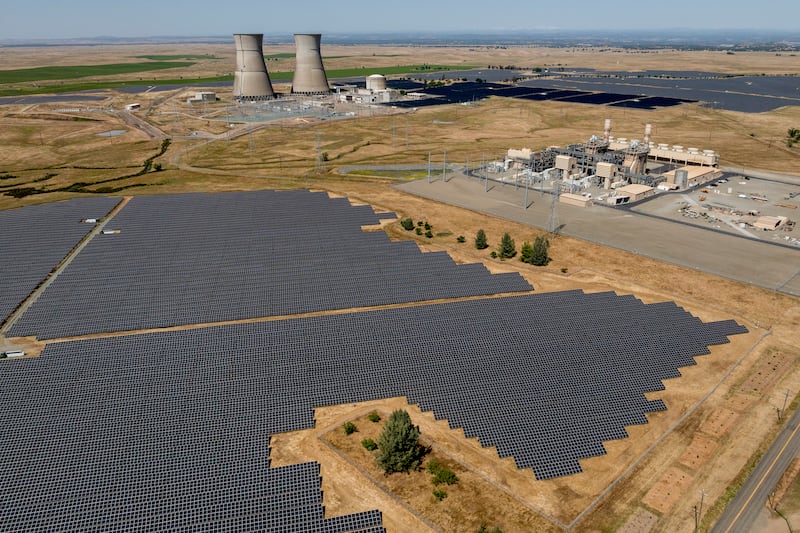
[0, 190, 762, 532]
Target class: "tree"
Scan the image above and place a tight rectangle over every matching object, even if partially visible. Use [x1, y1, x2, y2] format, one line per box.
[400, 218, 415, 231]
[531, 236, 550, 266]
[499, 232, 516, 259]
[520, 241, 533, 264]
[376, 409, 422, 473]
[475, 229, 488, 250]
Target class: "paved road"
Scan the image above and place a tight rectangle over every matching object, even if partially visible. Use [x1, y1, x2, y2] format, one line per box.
[398, 176, 800, 297]
[711, 407, 800, 532]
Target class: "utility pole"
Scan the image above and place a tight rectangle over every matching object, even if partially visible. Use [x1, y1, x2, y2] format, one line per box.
[778, 389, 790, 421]
[549, 179, 560, 235]
[484, 154, 488, 192]
[694, 488, 706, 532]
[427, 152, 431, 183]
[524, 176, 529, 209]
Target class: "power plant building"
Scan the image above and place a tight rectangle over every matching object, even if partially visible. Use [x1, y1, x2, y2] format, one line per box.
[291, 34, 331, 95]
[233, 34, 275, 101]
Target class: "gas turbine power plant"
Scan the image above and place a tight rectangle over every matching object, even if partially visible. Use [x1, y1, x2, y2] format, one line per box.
[500, 119, 722, 206]
[232, 33, 331, 101]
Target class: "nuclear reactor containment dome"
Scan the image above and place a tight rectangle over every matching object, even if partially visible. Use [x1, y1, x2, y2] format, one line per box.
[291, 34, 331, 95]
[233, 34, 275, 101]
[366, 74, 387, 92]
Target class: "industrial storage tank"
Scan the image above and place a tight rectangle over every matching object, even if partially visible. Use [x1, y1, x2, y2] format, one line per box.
[366, 74, 387, 92]
[291, 34, 330, 95]
[233, 34, 275, 101]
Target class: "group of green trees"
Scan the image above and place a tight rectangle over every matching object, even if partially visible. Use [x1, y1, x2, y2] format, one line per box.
[787, 128, 800, 148]
[400, 217, 434, 238]
[399, 216, 552, 265]
[475, 229, 550, 266]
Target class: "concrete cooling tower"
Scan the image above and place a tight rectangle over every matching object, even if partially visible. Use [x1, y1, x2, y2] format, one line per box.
[291, 34, 331, 95]
[233, 33, 275, 101]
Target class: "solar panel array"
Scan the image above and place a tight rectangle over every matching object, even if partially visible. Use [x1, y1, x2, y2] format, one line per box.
[9, 190, 530, 339]
[0, 197, 120, 325]
[1, 290, 746, 530]
[381, 80, 692, 110]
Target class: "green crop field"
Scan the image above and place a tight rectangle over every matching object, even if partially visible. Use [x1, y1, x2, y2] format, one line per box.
[264, 53, 295, 59]
[0, 64, 475, 97]
[0, 75, 233, 97]
[135, 55, 219, 61]
[0, 62, 196, 84]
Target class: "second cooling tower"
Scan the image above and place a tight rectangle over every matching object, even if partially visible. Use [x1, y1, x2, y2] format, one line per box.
[291, 34, 331, 95]
[233, 33, 274, 101]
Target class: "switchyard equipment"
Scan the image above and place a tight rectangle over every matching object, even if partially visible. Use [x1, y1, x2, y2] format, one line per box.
[232, 34, 275, 101]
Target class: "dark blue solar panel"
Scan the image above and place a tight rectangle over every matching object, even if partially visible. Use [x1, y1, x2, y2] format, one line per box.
[0, 197, 120, 324]
[0, 289, 747, 530]
[9, 190, 531, 338]
[0, 190, 749, 531]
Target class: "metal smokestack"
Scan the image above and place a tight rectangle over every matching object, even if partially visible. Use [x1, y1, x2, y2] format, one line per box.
[233, 34, 274, 101]
[291, 34, 331, 95]
[604, 118, 612, 142]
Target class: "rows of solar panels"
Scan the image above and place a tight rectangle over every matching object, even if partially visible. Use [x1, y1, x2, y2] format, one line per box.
[516, 75, 800, 113]
[1, 290, 747, 530]
[9, 190, 531, 339]
[0, 197, 120, 326]
[384, 80, 692, 111]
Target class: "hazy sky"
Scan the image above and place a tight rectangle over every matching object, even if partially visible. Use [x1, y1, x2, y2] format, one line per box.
[3, 0, 799, 39]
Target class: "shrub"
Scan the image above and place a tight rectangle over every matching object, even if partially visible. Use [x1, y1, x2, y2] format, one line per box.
[343, 422, 357, 435]
[477, 525, 505, 533]
[417, 220, 424, 226]
[424, 230, 433, 238]
[368, 412, 381, 423]
[456, 235, 466, 243]
[561, 267, 568, 273]
[400, 218, 415, 231]
[490, 251, 497, 258]
[433, 489, 447, 501]
[361, 438, 378, 451]
[427, 460, 458, 485]
[475, 229, 488, 250]
[424, 222, 431, 230]
[415, 227, 423, 235]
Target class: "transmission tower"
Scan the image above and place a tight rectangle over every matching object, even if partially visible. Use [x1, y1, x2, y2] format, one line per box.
[315, 131, 325, 174]
[548, 179, 560, 235]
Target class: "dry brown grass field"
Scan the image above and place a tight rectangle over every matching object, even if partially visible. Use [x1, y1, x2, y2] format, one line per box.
[2, 44, 800, 532]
